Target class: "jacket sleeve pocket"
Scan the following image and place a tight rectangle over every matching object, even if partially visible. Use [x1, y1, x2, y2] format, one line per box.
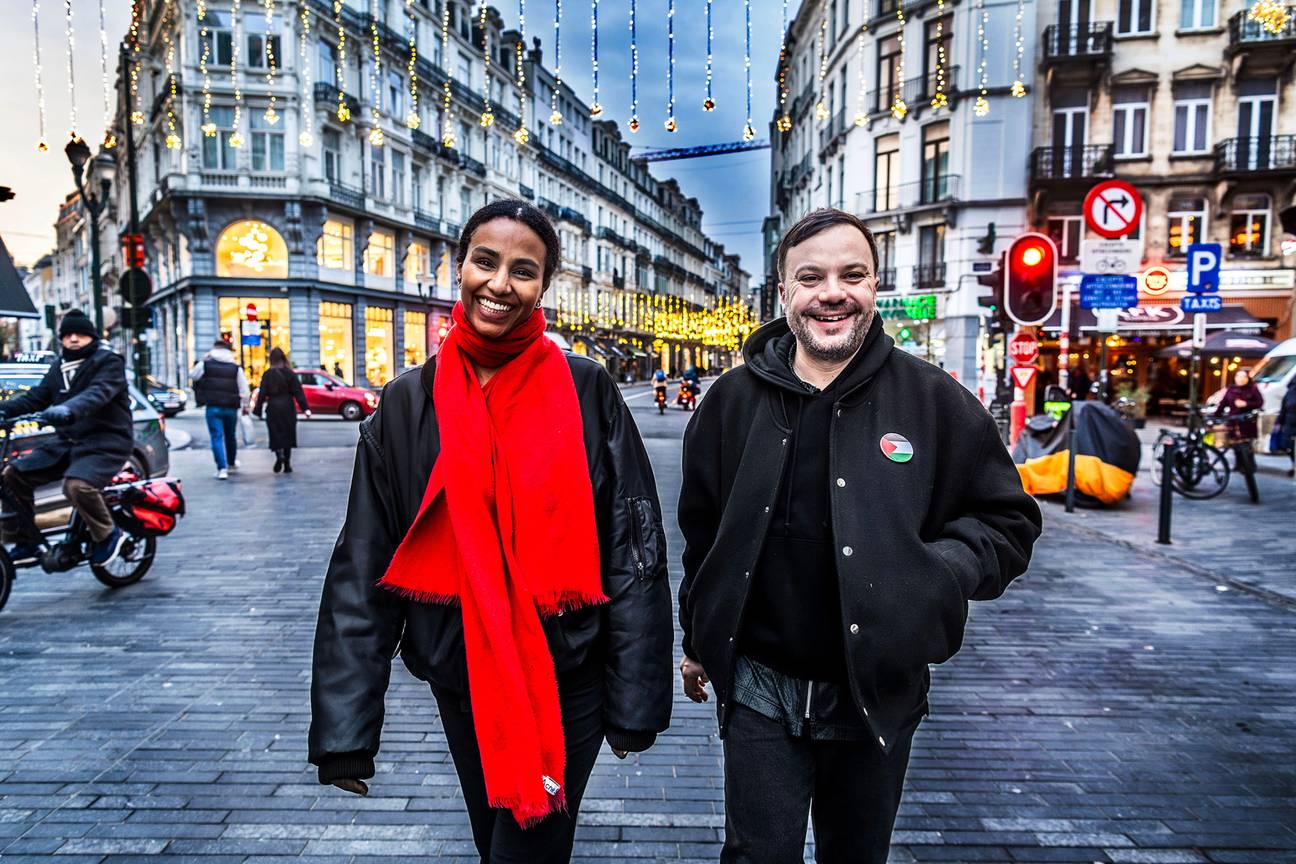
[624, 496, 664, 582]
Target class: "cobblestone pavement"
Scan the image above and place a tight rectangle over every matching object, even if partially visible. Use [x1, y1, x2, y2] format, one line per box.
[0, 401, 1293, 864]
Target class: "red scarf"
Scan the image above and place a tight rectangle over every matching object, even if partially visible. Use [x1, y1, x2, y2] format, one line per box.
[379, 301, 605, 826]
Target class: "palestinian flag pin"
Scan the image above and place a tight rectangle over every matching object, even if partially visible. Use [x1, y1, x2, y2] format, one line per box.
[880, 432, 913, 463]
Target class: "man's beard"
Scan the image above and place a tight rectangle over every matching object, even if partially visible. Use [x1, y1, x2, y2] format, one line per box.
[786, 303, 875, 364]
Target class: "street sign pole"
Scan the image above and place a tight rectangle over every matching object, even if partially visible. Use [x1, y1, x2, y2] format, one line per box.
[1059, 283, 1072, 393]
[1188, 312, 1205, 433]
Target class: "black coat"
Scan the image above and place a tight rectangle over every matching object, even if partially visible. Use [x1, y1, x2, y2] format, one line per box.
[1281, 381, 1296, 437]
[309, 355, 673, 783]
[0, 347, 133, 486]
[678, 317, 1042, 755]
[254, 366, 308, 450]
[1213, 383, 1264, 441]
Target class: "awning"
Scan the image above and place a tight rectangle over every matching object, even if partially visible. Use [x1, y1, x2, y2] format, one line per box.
[1155, 332, 1278, 359]
[0, 236, 39, 319]
[1040, 303, 1269, 334]
[599, 340, 627, 359]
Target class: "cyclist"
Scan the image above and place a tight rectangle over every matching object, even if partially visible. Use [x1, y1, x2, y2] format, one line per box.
[0, 310, 133, 567]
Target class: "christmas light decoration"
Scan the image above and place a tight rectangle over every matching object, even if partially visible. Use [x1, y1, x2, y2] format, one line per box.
[550, 0, 563, 125]
[973, 0, 989, 116]
[703, 0, 714, 110]
[628, 0, 639, 132]
[1248, 0, 1290, 34]
[129, 1, 143, 125]
[403, 0, 419, 129]
[590, 0, 602, 116]
[440, 0, 453, 146]
[368, 0, 384, 145]
[514, 0, 529, 144]
[478, 1, 494, 126]
[200, 0, 216, 136]
[164, 1, 182, 150]
[231, 0, 245, 147]
[31, 0, 48, 152]
[891, 0, 908, 120]
[263, 0, 280, 125]
[334, 1, 350, 122]
[815, 14, 828, 122]
[98, 0, 116, 149]
[298, 0, 314, 145]
[64, 0, 79, 141]
[742, 0, 754, 140]
[854, 1, 869, 128]
[1010, 0, 1025, 97]
[664, 0, 676, 131]
[929, 0, 948, 111]
[775, 0, 790, 132]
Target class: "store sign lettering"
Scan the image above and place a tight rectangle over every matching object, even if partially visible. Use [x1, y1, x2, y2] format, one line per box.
[877, 294, 937, 321]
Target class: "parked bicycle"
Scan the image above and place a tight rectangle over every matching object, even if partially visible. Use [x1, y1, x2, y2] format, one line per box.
[1151, 409, 1260, 501]
[0, 414, 186, 612]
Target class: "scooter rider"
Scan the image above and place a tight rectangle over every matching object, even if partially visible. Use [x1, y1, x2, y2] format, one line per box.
[653, 367, 669, 394]
[0, 310, 134, 567]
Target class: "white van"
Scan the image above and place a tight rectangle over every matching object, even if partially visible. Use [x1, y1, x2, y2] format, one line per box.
[1208, 337, 1296, 452]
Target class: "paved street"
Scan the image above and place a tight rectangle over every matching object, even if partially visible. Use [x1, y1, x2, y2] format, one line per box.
[1, 390, 1294, 864]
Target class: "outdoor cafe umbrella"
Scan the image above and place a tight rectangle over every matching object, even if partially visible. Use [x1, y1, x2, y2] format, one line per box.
[1155, 332, 1277, 359]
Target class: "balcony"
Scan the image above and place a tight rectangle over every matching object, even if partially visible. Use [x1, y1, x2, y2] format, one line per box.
[330, 181, 365, 210]
[818, 110, 853, 155]
[612, 273, 626, 289]
[876, 268, 897, 292]
[313, 82, 357, 116]
[1226, 9, 1296, 75]
[414, 209, 440, 231]
[460, 154, 487, 178]
[1041, 23, 1112, 83]
[857, 176, 962, 215]
[411, 128, 437, 153]
[866, 67, 962, 118]
[915, 262, 947, 290]
[560, 206, 592, 231]
[1214, 136, 1296, 175]
[537, 197, 561, 219]
[581, 265, 594, 283]
[519, 183, 534, 200]
[1030, 145, 1113, 183]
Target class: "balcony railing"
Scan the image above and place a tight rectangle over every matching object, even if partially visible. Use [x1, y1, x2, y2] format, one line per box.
[1228, 8, 1296, 44]
[330, 181, 365, 209]
[411, 128, 437, 153]
[1214, 135, 1296, 173]
[537, 197, 561, 219]
[915, 262, 947, 290]
[818, 110, 852, 153]
[414, 209, 440, 231]
[868, 67, 962, 115]
[1042, 22, 1113, 60]
[460, 154, 486, 177]
[581, 265, 594, 282]
[519, 183, 535, 199]
[1030, 145, 1114, 181]
[313, 82, 357, 114]
[876, 268, 897, 292]
[857, 176, 961, 214]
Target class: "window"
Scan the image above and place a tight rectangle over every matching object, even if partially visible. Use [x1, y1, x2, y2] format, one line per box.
[1167, 196, 1207, 257]
[206, 11, 234, 67]
[459, 188, 471, 222]
[412, 165, 423, 211]
[873, 134, 900, 211]
[1229, 194, 1269, 257]
[364, 230, 395, 277]
[317, 218, 354, 271]
[1172, 82, 1211, 154]
[404, 310, 428, 367]
[391, 151, 406, 206]
[924, 16, 953, 95]
[215, 220, 289, 278]
[369, 146, 386, 199]
[405, 240, 430, 284]
[878, 35, 902, 111]
[246, 31, 282, 70]
[917, 224, 946, 288]
[364, 306, 395, 386]
[875, 231, 896, 290]
[1179, 0, 1215, 29]
[1047, 214, 1084, 262]
[201, 106, 237, 170]
[1117, 0, 1155, 34]
[322, 128, 341, 182]
[1112, 86, 1149, 158]
[250, 111, 285, 171]
[921, 121, 951, 202]
[319, 301, 354, 383]
[318, 41, 338, 87]
[386, 70, 404, 116]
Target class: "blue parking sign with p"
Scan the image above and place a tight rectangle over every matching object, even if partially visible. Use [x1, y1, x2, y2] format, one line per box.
[1186, 243, 1222, 294]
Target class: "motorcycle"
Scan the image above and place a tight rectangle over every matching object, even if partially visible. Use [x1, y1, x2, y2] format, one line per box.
[654, 385, 668, 414]
[676, 380, 700, 411]
[0, 414, 186, 612]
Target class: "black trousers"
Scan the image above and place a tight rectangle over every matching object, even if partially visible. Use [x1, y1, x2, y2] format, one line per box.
[721, 704, 914, 864]
[432, 671, 605, 864]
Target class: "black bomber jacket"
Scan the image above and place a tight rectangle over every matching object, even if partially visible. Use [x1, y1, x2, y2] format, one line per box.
[678, 317, 1042, 755]
[309, 354, 674, 784]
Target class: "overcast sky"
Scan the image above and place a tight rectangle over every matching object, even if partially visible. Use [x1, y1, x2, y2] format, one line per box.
[0, 1, 786, 285]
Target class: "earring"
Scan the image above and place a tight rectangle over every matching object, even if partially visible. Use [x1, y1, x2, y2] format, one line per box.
[536, 299, 542, 308]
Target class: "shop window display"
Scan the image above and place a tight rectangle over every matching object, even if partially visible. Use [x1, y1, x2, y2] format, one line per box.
[365, 306, 396, 387]
[319, 301, 354, 383]
[217, 296, 291, 385]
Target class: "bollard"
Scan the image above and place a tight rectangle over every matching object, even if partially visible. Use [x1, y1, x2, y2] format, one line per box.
[1157, 438, 1175, 545]
[1064, 410, 1078, 514]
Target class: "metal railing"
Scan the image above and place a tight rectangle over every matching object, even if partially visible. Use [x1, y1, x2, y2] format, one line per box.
[1214, 135, 1296, 173]
[460, 154, 486, 177]
[856, 176, 961, 214]
[414, 210, 440, 231]
[519, 183, 534, 199]
[330, 181, 365, 209]
[915, 262, 947, 289]
[313, 82, 357, 113]
[1042, 22, 1113, 59]
[411, 128, 437, 153]
[1229, 7, 1296, 43]
[876, 268, 897, 292]
[868, 67, 961, 114]
[1030, 144, 1114, 180]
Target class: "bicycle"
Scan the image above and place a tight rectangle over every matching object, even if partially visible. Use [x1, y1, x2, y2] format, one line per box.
[1150, 409, 1260, 501]
[0, 413, 185, 612]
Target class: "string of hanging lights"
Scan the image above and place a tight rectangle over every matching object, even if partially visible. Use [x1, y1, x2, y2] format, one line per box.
[479, 1, 494, 126]
[404, 0, 419, 128]
[775, 0, 791, 133]
[368, 0, 384, 145]
[298, 0, 314, 144]
[550, 0, 564, 124]
[440, 0, 454, 146]
[334, 1, 351, 121]
[929, 0, 948, 110]
[263, 0, 280, 125]
[891, 0, 908, 119]
[589, 0, 602, 116]
[664, 0, 676, 132]
[702, 0, 714, 111]
[554, 290, 757, 354]
[64, 0, 79, 141]
[164, 1, 182, 149]
[628, 0, 639, 132]
[1247, 0, 1289, 34]
[742, 0, 754, 141]
[200, 1, 216, 136]
[1010, 0, 1025, 97]
[815, 14, 828, 122]
[32, 0, 48, 152]
[98, 0, 116, 149]
[230, 0, 245, 147]
[514, 0, 529, 143]
[974, 0, 989, 116]
[854, 27, 867, 127]
[129, 1, 144, 125]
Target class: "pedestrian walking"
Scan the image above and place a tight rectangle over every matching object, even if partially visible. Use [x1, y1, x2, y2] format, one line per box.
[189, 339, 250, 480]
[310, 199, 673, 864]
[1276, 377, 1296, 477]
[1213, 368, 1264, 444]
[676, 208, 1042, 864]
[253, 347, 311, 474]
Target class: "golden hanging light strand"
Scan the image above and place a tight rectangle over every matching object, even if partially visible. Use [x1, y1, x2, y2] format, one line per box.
[405, 0, 419, 128]
[974, 0, 989, 116]
[854, 28, 867, 126]
[550, 0, 563, 124]
[664, 0, 675, 131]
[702, 0, 714, 110]
[334, 1, 350, 121]
[590, 0, 601, 115]
[264, 0, 280, 124]
[98, 0, 116, 148]
[441, 0, 454, 146]
[231, 0, 244, 146]
[129, 1, 143, 125]
[891, 0, 908, 119]
[164, 1, 181, 149]
[815, 14, 828, 121]
[63, 0, 79, 141]
[930, 0, 947, 110]
[199, 1, 215, 136]
[298, 0, 314, 144]
[775, 0, 790, 132]
[31, 0, 49, 152]
[628, 0, 638, 132]
[1011, 0, 1025, 96]
[742, 0, 754, 140]
[479, 1, 494, 126]
[514, 0, 529, 143]
[368, 0, 383, 144]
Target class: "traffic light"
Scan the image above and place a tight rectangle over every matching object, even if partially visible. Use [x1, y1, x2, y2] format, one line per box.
[121, 233, 146, 270]
[976, 254, 1006, 336]
[1005, 233, 1058, 327]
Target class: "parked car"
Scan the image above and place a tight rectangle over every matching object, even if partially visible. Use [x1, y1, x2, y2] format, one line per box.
[142, 374, 187, 417]
[252, 369, 379, 421]
[0, 361, 170, 530]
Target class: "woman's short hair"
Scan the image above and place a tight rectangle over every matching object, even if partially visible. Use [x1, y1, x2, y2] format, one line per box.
[455, 199, 562, 288]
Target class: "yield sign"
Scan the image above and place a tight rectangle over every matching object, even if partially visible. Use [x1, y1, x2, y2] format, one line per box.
[1083, 179, 1143, 239]
[1010, 365, 1038, 389]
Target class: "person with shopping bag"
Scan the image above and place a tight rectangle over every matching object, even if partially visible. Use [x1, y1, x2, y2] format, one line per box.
[189, 339, 250, 480]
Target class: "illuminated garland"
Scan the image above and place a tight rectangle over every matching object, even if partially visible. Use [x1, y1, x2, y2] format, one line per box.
[1248, 0, 1290, 33]
[974, 0, 989, 116]
[664, 0, 676, 131]
[628, 0, 639, 132]
[31, 0, 48, 152]
[440, 0, 453, 146]
[929, 0, 947, 110]
[1010, 0, 1025, 97]
[703, 0, 714, 110]
[550, 0, 563, 124]
[129, 1, 143, 125]
[164, 1, 182, 149]
[98, 0, 116, 149]
[775, 0, 790, 132]
[405, 0, 419, 128]
[64, 0, 79, 141]
[891, 0, 907, 119]
[854, 28, 867, 126]
[368, 0, 383, 145]
[590, 0, 602, 115]
[479, 1, 494, 126]
[742, 0, 754, 140]
[298, 0, 314, 144]
[815, 14, 828, 122]
[263, 0, 280, 125]
[334, 1, 350, 122]
[231, 0, 245, 147]
[514, 0, 529, 143]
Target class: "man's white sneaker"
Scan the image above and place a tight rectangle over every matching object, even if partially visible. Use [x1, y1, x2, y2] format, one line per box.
[217, 469, 229, 480]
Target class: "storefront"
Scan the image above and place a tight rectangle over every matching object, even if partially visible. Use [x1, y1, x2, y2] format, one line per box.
[319, 301, 354, 383]
[403, 310, 428, 368]
[217, 296, 291, 386]
[364, 306, 396, 388]
[877, 293, 945, 365]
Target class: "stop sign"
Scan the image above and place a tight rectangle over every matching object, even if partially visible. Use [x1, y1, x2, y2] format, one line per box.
[1008, 331, 1039, 366]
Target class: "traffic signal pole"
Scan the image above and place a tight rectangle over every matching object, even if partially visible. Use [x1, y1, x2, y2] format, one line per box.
[122, 43, 145, 389]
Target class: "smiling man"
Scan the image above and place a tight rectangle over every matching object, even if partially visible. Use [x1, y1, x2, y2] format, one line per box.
[677, 209, 1042, 863]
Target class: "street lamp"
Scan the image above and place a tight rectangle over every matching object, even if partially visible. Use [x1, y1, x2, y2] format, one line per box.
[64, 138, 113, 334]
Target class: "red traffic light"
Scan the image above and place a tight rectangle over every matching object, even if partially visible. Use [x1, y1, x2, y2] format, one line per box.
[120, 233, 146, 269]
[1005, 233, 1058, 327]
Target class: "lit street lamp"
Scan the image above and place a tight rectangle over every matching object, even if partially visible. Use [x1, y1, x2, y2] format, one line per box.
[63, 138, 115, 335]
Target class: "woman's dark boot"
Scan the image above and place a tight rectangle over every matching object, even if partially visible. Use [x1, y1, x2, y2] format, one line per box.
[282, 450, 293, 473]
[273, 450, 284, 473]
